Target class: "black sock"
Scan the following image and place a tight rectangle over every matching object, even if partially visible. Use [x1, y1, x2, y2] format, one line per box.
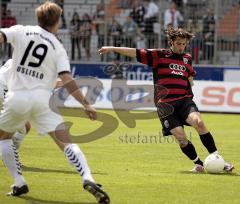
[194, 158, 203, 166]
[199, 132, 217, 154]
[180, 140, 203, 165]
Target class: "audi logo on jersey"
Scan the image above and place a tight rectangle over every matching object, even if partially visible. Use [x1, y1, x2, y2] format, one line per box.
[169, 63, 186, 72]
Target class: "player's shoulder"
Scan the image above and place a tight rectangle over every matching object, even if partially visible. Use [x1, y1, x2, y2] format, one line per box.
[3, 24, 24, 32]
[183, 53, 192, 59]
[158, 48, 172, 55]
[13, 25, 38, 35]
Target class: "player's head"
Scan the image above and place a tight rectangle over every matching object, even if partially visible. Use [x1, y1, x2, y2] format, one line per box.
[166, 27, 194, 54]
[35, 1, 62, 34]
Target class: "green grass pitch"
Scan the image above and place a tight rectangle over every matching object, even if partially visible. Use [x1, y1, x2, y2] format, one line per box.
[0, 110, 239, 204]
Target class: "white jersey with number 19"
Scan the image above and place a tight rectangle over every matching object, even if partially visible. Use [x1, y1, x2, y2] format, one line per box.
[0, 25, 70, 91]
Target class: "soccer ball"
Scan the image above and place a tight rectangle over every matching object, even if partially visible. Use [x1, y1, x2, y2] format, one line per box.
[204, 154, 225, 173]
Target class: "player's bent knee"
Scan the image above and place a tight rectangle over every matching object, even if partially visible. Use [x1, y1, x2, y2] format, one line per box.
[196, 120, 205, 131]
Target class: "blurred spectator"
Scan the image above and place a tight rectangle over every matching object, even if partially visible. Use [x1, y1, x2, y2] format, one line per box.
[122, 15, 139, 61]
[172, 0, 184, 9]
[1, 9, 16, 58]
[54, 0, 66, 28]
[171, 0, 187, 14]
[188, 20, 203, 64]
[80, 13, 92, 61]
[108, 18, 122, 60]
[164, 2, 184, 29]
[117, 0, 132, 9]
[93, 4, 105, 48]
[143, 0, 159, 48]
[129, 0, 146, 32]
[69, 12, 82, 61]
[1, 9, 16, 28]
[202, 8, 215, 62]
[143, 0, 158, 32]
[0, 4, 7, 26]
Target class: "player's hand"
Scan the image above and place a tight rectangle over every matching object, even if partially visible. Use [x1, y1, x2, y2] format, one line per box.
[55, 80, 63, 89]
[84, 104, 97, 121]
[98, 46, 114, 55]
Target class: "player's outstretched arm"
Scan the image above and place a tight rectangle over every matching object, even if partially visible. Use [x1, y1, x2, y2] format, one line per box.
[59, 72, 97, 120]
[99, 46, 136, 58]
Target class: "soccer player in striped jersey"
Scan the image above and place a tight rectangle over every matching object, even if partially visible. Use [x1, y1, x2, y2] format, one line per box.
[0, 2, 110, 203]
[99, 27, 234, 173]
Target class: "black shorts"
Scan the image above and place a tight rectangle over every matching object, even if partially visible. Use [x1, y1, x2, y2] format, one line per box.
[157, 97, 199, 136]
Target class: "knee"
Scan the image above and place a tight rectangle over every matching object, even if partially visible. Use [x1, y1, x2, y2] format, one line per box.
[194, 119, 206, 132]
[197, 120, 205, 129]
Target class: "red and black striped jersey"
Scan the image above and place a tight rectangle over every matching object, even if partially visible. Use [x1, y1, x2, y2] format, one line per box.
[136, 48, 196, 103]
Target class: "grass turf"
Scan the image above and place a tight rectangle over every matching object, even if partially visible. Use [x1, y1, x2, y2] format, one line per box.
[0, 110, 239, 204]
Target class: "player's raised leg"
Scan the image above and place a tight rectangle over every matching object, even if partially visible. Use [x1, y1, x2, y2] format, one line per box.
[186, 112, 234, 172]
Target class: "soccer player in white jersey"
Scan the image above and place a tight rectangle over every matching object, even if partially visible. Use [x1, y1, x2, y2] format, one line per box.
[0, 2, 110, 203]
[0, 59, 31, 149]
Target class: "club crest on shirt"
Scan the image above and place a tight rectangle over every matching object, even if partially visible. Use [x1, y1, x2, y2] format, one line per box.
[183, 57, 188, 64]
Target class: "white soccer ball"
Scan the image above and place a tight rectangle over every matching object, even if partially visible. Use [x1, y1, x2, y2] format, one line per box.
[204, 154, 225, 173]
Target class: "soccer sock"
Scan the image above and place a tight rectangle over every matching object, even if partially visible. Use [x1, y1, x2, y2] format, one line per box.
[180, 140, 203, 166]
[64, 143, 95, 183]
[199, 132, 217, 154]
[0, 139, 26, 186]
[12, 129, 27, 150]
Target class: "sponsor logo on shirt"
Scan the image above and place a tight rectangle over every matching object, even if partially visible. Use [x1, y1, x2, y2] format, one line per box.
[169, 63, 186, 76]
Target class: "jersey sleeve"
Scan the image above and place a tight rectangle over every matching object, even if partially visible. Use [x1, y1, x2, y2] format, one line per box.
[136, 49, 159, 68]
[0, 25, 23, 46]
[56, 44, 71, 74]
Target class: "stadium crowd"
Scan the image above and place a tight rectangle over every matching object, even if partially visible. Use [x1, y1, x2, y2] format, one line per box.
[0, 0, 239, 64]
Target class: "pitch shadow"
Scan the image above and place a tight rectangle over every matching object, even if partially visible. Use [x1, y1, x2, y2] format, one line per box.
[18, 195, 96, 204]
[179, 170, 240, 176]
[22, 165, 108, 175]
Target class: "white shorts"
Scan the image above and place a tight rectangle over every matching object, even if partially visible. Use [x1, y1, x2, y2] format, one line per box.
[0, 89, 64, 135]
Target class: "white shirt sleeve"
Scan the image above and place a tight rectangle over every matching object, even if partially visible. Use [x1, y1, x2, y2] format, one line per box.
[56, 43, 71, 74]
[0, 25, 24, 46]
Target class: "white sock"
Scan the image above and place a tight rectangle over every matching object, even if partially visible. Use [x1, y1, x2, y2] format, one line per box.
[12, 131, 26, 149]
[64, 144, 95, 183]
[0, 139, 26, 187]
